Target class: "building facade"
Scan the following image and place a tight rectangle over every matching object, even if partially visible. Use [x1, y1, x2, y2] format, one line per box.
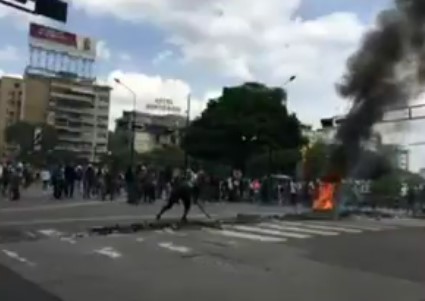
[116, 111, 185, 153]
[24, 73, 111, 161]
[0, 72, 111, 162]
[0, 76, 24, 156]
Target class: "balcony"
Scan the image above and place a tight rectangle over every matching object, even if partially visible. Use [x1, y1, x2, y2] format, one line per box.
[54, 106, 96, 115]
[51, 91, 94, 104]
[51, 82, 96, 95]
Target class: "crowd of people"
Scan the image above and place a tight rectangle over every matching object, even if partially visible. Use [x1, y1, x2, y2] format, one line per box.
[0, 161, 423, 218]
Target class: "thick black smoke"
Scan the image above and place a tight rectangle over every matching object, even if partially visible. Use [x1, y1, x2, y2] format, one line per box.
[328, 0, 425, 179]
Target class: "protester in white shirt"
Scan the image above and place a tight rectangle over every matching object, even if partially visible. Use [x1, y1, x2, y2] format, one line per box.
[41, 169, 51, 191]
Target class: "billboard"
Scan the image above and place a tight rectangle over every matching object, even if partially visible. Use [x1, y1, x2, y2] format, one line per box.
[29, 23, 96, 59]
[146, 98, 181, 113]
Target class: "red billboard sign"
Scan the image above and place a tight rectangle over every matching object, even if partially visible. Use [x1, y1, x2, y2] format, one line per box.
[30, 23, 77, 48]
[29, 23, 96, 60]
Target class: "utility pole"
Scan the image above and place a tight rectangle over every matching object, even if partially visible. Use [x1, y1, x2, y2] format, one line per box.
[184, 94, 191, 170]
[114, 78, 137, 167]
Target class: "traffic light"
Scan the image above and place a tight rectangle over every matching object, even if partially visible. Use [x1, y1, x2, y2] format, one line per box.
[35, 0, 68, 22]
[1, 0, 68, 22]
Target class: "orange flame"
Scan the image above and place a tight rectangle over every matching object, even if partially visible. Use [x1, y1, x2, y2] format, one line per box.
[313, 182, 336, 211]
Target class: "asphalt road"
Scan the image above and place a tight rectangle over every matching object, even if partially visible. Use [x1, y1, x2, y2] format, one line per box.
[0, 217, 424, 301]
[0, 190, 300, 236]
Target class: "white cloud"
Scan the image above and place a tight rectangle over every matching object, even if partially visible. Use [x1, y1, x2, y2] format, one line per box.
[0, 45, 19, 62]
[96, 40, 112, 61]
[72, 0, 367, 126]
[119, 52, 132, 62]
[106, 70, 208, 129]
[0, 1, 58, 29]
[152, 49, 173, 65]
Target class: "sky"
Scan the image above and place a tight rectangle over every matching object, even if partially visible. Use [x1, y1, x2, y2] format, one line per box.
[0, 0, 424, 171]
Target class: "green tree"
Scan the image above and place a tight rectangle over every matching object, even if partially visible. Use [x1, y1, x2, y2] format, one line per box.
[140, 146, 184, 167]
[5, 121, 58, 157]
[182, 82, 304, 169]
[108, 130, 130, 154]
[303, 141, 328, 180]
[247, 148, 301, 178]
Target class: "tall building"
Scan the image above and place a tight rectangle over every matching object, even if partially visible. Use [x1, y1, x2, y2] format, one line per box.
[0, 73, 111, 162]
[23, 72, 111, 161]
[115, 111, 185, 153]
[0, 76, 24, 156]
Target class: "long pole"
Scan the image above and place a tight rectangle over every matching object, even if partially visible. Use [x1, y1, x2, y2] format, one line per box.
[130, 92, 136, 166]
[114, 79, 137, 167]
[184, 94, 191, 169]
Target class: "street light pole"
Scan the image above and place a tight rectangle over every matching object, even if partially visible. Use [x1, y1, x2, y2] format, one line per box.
[184, 94, 191, 170]
[283, 75, 297, 87]
[114, 78, 137, 167]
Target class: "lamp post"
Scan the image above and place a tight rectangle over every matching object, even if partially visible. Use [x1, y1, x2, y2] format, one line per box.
[114, 78, 137, 166]
[283, 75, 297, 87]
[184, 94, 191, 170]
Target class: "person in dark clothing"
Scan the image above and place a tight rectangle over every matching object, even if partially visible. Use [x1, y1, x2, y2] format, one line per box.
[156, 169, 192, 222]
[101, 167, 115, 201]
[83, 165, 95, 199]
[125, 166, 137, 204]
[64, 165, 76, 198]
[407, 185, 416, 216]
[2, 165, 10, 197]
[10, 167, 21, 201]
[52, 165, 65, 200]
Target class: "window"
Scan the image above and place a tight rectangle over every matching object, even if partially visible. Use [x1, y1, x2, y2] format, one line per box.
[14, 83, 20, 89]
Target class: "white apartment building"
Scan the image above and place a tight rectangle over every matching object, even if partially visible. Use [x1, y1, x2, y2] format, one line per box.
[23, 73, 111, 162]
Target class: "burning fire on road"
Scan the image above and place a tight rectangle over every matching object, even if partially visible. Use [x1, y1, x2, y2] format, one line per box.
[315, 0, 425, 213]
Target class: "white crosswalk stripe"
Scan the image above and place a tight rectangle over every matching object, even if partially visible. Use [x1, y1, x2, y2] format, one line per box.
[304, 221, 386, 232]
[274, 221, 363, 233]
[228, 225, 311, 239]
[158, 242, 191, 254]
[203, 228, 286, 243]
[199, 219, 415, 244]
[259, 222, 340, 236]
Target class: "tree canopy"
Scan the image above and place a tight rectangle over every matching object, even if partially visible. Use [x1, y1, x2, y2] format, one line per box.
[5, 121, 58, 154]
[182, 82, 304, 169]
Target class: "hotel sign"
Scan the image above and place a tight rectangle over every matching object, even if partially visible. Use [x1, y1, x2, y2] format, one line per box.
[146, 98, 181, 113]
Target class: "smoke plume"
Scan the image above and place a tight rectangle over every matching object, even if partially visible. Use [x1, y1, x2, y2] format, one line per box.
[328, 0, 425, 179]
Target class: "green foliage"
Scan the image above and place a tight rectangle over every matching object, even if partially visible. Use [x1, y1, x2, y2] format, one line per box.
[371, 173, 402, 197]
[303, 141, 328, 180]
[5, 122, 58, 164]
[182, 82, 304, 168]
[139, 146, 184, 167]
[247, 148, 301, 177]
[108, 130, 130, 155]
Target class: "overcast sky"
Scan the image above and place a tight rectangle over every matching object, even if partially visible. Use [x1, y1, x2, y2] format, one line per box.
[0, 0, 423, 171]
